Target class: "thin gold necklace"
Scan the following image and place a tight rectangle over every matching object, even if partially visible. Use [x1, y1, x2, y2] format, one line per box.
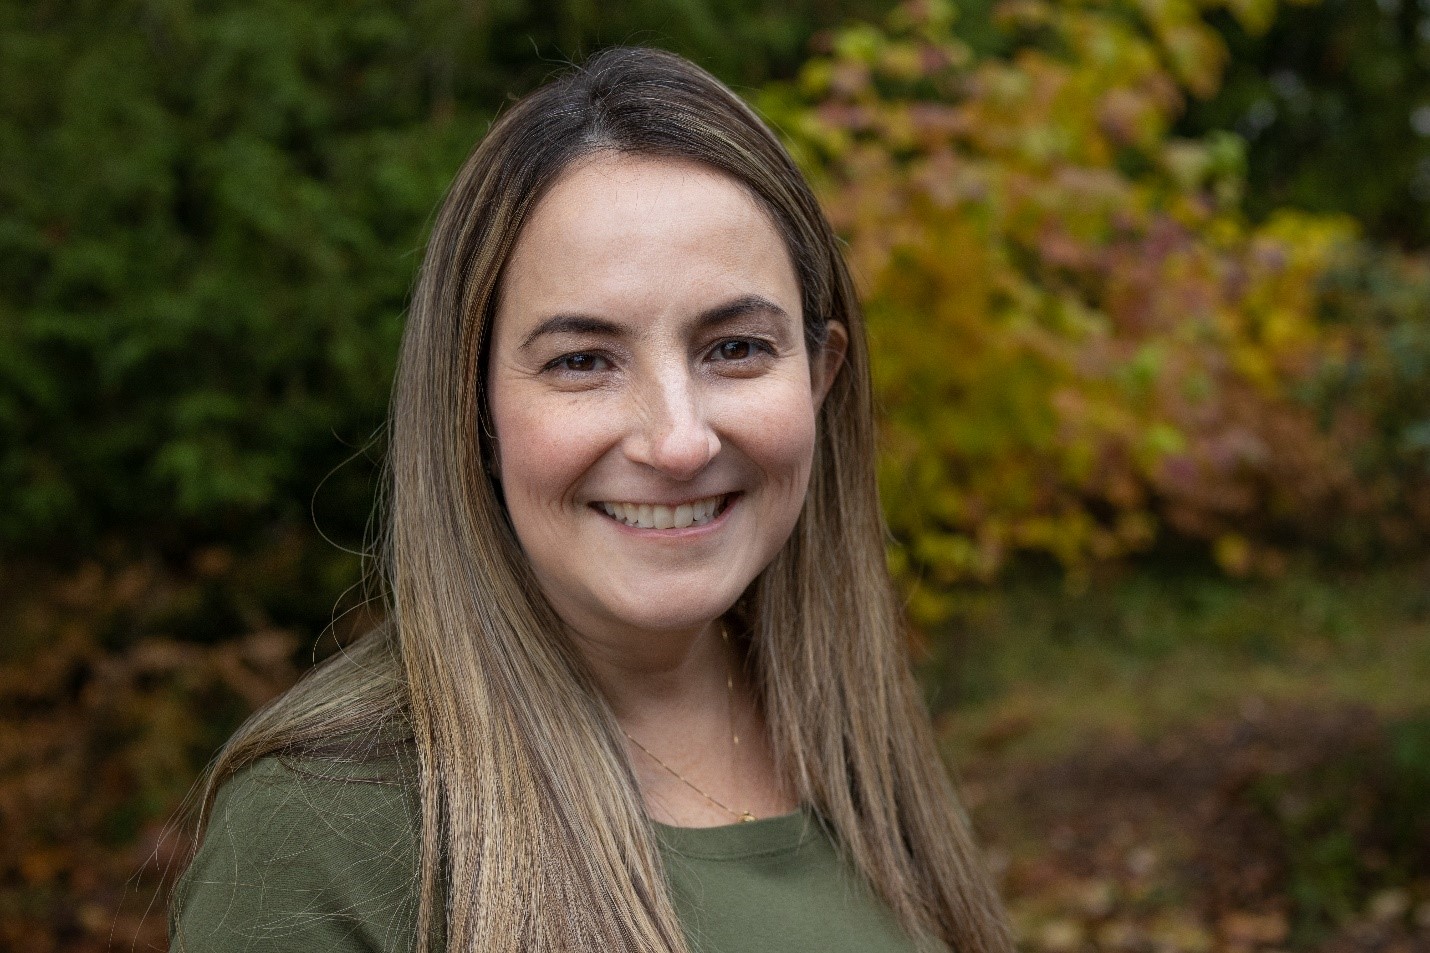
[622, 627, 757, 823]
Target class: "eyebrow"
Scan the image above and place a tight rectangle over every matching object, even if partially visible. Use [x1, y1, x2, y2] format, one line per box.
[518, 294, 793, 351]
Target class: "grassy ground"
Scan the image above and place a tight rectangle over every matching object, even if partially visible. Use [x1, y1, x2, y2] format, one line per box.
[926, 560, 1430, 953]
[928, 560, 1430, 761]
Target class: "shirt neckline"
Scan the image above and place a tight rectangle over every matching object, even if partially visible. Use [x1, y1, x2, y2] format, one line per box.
[652, 807, 816, 859]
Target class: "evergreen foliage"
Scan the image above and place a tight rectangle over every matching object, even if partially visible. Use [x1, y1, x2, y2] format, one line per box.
[0, 0, 887, 558]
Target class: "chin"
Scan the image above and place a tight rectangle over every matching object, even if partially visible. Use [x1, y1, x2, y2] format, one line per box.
[607, 604, 737, 636]
[592, 586, 745, 635]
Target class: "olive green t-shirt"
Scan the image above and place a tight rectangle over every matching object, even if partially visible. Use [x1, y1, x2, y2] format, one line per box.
[169, 756, 918, 953]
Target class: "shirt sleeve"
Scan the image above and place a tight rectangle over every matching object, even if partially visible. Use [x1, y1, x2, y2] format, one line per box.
[169, 756, 424, 953]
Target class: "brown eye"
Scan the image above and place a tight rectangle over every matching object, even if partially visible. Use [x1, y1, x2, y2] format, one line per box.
[558, 353, 605, 372]
[715, 340, 752, 361]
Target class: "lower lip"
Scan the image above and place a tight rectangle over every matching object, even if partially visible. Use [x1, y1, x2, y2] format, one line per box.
[591, 494, 740, 538]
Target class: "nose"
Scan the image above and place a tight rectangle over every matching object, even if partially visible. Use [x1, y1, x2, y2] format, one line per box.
[624, 367, 720, 481]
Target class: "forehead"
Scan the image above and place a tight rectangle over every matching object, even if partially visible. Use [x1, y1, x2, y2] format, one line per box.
[496, 153, 801, 328]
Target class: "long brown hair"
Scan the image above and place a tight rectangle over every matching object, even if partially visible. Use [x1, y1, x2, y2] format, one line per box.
[181, 46, 1012, 953]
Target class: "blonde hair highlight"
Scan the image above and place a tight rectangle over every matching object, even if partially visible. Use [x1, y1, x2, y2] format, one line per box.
[179, 47, 1013, 953]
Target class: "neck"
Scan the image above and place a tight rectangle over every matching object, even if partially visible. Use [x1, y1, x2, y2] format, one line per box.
[571, 619, 733, 728]
[564, 616, 794, 826]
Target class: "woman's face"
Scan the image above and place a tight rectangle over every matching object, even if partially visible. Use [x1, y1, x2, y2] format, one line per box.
[487, 153, 844, 644]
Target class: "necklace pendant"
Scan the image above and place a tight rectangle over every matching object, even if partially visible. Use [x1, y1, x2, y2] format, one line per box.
[738, 811, 757, 823]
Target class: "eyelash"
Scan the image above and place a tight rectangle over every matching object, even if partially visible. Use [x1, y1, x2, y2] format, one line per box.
[542, 338, 776, 375]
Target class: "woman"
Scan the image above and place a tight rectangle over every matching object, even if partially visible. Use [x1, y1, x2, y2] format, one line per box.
[169, 46, 1012, 953]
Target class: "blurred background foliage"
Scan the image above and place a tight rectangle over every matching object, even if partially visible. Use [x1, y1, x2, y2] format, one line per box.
[1, 0, 1428, 950]
[761, 0, 1430, 622]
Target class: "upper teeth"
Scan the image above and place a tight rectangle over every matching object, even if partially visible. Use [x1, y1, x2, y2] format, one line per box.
[598, 495, 725, 529]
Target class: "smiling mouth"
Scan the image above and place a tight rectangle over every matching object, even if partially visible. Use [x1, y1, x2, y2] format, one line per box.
[594, 493, 733, 530]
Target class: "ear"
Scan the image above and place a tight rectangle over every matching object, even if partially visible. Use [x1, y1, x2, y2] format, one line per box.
[810, 320, 848, 410]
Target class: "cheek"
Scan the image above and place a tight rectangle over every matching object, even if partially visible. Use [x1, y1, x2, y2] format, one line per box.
[492, 392, 607, 522]
[736, 389, 819, 498]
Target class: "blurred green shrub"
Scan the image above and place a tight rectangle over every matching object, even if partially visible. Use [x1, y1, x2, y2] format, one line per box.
[0, 0, 890, 560]
[0, 0, 459, 555]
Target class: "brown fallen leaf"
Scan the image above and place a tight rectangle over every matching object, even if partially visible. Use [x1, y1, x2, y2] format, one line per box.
[1039, 918, 1086, 953]
[1368, 888, 1411, 923]
[1146, 913, 1213, 953]
[1217, 910, 1288, 946]
[1096, 920, 1146, 951]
